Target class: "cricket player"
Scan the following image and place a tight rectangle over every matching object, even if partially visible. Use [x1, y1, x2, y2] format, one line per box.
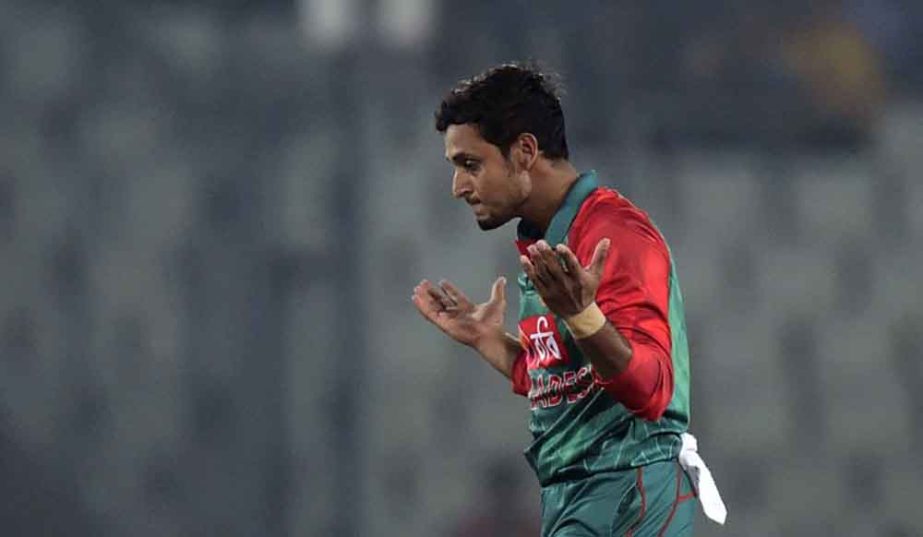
[412, 64, 725, 537]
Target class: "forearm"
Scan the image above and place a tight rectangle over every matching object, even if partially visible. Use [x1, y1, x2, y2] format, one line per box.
[562, 303, 632, 377]
[571, 321, 633, 378]
[565, 303, 671, 420]
[472, 328, 523, 380]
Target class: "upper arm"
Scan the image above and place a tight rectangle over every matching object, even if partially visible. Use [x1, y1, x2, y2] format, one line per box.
[571, 203, 675, 419]
[572, 206, 672, 355]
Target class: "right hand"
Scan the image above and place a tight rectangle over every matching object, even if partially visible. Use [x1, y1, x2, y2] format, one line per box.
[412, 277, 507, 349]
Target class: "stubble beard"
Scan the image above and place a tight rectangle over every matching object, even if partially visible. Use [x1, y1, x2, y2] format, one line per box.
[476, 208, 510, 231]
[475, 164, 528, 231]
[476, 217, 506, 231]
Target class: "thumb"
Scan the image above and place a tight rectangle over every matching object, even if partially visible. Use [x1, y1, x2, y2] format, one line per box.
[488, 276, 507, 304]
[588, 238, 611, 277]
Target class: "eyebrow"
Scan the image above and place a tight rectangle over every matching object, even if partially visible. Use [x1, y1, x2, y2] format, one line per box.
[445, 152, 479, 165]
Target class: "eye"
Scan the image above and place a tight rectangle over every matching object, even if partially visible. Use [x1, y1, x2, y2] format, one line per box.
[463, 159, 480, 173]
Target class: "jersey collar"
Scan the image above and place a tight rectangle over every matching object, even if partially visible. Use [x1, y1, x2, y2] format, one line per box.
[515, 170, 599, 254]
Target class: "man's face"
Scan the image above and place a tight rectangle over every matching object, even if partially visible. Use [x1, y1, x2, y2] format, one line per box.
[443, 124, 531, 230]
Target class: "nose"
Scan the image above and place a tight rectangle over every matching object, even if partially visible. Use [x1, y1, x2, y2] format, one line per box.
[452, 170, 472, 199]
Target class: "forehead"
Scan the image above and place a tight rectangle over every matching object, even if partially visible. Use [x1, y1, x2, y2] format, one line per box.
[444, 124, 497, 160]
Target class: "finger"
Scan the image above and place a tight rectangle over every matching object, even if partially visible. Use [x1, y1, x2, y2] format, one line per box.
[536, 240, 567, 281]
[439, 280, 473, 309]
[414, 281, 442, 311]
[524, 248, 549, 286]
[520, 255, 540, 285]
[427, 287, 455, 310]
[411, 292, 435, 320]
[488, 276, 507, 305]
[521, 255, 552, 299]
[528, 244, 554, 284]
[421, 279, 455, 310]
[588, 238, 611, 277]
[555, 244, 582, 275]
[412, 285, 445, 323]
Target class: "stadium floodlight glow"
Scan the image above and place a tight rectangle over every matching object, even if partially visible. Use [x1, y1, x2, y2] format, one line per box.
[377, 0, 432, 48]
[297, 0, 358, 50]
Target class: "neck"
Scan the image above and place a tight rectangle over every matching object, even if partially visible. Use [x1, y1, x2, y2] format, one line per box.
[518, 160, 580, 234]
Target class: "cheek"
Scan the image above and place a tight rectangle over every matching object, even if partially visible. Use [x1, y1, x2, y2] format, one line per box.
[479, 167, 528, 207]
[508, 170, 531, 202]
[483, 172, 528, 209]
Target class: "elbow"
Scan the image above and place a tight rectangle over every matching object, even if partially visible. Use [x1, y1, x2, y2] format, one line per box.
[595, 348, 673, 421]
[632, 364, 673, 421]
[510, 352, 531, 397]
[634, 399, 669, 422]
[598, 381, 669, 421]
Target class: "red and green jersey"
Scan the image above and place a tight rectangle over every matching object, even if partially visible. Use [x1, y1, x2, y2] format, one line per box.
[509, 171, 691, 486]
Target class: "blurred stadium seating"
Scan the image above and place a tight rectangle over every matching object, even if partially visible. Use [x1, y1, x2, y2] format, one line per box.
[0, 1, 921, 536]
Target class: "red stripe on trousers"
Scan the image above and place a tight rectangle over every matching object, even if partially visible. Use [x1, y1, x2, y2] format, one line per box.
[657, 463, 684, 537]
[626, 467, 647, 537]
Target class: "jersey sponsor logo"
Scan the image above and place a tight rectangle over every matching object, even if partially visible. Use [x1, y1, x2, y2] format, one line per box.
[519, 314, 570, 370]
[528, 365, 597, 409]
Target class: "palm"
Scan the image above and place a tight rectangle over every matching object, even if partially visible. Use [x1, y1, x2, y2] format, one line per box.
[519, 238, 611, 318]
[412, 278, 506, 347]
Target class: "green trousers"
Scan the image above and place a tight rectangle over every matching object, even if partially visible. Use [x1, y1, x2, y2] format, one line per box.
[540, 460, 696, 537]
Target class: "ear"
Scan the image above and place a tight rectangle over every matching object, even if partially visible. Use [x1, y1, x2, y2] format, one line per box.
[513, 133, 540, 170]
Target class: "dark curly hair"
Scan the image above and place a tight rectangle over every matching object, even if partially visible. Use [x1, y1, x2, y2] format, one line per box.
[435, 63, 569, 160]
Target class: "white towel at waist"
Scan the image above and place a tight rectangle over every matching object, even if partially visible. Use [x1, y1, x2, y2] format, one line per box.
[678, 433, 727, 525]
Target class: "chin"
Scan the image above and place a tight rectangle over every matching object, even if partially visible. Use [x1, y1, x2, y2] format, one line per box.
[476, 214, 510, 231]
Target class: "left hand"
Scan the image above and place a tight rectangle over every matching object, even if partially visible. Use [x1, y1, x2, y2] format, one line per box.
[520, 238, 611, 318]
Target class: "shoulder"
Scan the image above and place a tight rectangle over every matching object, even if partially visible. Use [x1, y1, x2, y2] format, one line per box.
[569, 188, 667, 254]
